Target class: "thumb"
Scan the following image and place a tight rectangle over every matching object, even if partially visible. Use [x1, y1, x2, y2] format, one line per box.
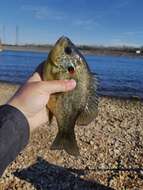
[27, 72, 41, 83]
[40, 79, 76, 94]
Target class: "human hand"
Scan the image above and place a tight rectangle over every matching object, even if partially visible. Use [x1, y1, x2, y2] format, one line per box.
[8, 71, 76, 132]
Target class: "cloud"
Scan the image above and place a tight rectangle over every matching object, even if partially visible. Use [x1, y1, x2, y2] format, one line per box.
[72, 18, 99, 31]
[109, 38, 140, 47]
[123, 31, 143, 36]
[113, 31, 143, 43]
[115, 0, 129, 9]
[21, 4, 100, 31]
[74, 18, 97, 26]
[110, 29, 143, 47]
[93, 0, 131, 19]
[21, 5, 64, 21]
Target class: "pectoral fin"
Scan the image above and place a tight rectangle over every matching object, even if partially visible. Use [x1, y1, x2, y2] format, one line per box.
[76, 75, 99, 125]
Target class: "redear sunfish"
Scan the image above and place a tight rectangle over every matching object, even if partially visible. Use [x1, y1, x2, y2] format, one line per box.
[43, 36, 98, 156]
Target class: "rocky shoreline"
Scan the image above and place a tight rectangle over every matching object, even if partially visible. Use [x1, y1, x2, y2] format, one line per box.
[0, 82, 143, 189]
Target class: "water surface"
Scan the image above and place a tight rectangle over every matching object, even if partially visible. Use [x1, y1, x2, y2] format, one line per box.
[0, 50, 143, 99]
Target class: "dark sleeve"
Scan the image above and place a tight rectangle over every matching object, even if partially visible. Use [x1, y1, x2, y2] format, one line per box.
[0, 105, 30, 177]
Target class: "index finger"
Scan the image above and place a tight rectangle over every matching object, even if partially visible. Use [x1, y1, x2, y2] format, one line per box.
[40, 79, 76, 94]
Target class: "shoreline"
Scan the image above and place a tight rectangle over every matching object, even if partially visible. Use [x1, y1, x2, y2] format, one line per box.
[0, 80, 142, 101]
[2, 45, 143, 58]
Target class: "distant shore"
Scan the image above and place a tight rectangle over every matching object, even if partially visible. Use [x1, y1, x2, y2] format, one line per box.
[2, 44, 143, 57]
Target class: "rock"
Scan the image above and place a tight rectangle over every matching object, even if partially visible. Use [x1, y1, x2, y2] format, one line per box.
[0, 97, 143, 189]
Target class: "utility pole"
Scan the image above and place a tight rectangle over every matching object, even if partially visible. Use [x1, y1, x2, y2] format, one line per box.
[2, 25, 5, 44]
[16, 25, 20, 45]
[0, 27, 1, 44]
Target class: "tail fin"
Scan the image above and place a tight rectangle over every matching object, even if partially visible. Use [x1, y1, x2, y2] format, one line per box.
[50, 130, 80, 157]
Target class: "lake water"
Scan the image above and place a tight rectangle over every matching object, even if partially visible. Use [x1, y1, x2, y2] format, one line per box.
[0, 50, 143, 99]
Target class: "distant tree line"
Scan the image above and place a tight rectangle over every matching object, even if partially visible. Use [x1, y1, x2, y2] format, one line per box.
[78, 45, 143, 53]
[4, 43, 143, 55]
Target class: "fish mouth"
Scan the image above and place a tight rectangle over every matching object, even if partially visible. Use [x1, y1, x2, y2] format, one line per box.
[68, 65, 75, 74]
[57, 36, 70, 43]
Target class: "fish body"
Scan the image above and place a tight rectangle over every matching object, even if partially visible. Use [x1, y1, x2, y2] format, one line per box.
[43, 36, 98, 156]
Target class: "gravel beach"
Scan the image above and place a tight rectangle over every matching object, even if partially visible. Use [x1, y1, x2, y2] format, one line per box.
[0, 82, 143, 190]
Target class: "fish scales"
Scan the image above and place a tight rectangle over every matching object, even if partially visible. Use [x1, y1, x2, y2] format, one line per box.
[43, 36, 98, 156]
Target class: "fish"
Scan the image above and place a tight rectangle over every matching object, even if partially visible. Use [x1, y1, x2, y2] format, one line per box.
[42, 36, 98, 156]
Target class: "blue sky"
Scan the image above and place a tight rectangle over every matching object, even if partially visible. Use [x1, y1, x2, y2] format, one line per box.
[0, 0, 143, 46]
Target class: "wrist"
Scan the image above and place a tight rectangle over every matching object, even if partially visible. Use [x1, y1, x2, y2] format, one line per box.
[8, 99, 31, 129]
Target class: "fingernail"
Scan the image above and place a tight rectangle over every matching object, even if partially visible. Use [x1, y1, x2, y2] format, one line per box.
[66, 79, 76, 90]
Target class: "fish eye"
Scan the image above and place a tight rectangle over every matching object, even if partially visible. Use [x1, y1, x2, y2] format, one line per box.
[68, 66, 75, 74]
[64, 46, 72, 55]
